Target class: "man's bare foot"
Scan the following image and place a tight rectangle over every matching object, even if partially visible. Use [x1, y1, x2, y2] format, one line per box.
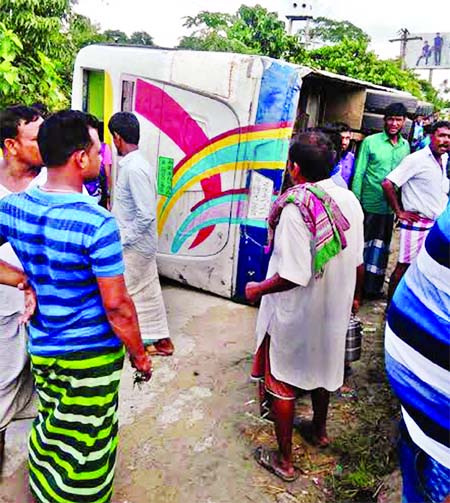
[294, 418, 330, 447]
[145, 338, 174, 356]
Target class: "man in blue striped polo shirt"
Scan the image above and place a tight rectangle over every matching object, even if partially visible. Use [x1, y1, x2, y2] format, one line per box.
[0, 111, 152, 503]
[385, 202, 450, 502]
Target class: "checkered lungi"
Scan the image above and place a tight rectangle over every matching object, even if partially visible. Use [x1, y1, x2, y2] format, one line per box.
[398, 217, 435, 264]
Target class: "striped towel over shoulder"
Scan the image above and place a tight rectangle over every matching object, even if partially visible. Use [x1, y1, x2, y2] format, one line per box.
[266, 183, 350, 275]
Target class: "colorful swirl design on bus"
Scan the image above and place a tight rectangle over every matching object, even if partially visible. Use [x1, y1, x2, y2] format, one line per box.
[134, 59, 300, 254]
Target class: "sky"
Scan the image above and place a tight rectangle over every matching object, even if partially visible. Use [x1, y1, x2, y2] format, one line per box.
[74, 0, 450, 88]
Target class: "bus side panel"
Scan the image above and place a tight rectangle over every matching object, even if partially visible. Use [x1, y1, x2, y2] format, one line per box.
[233, 61, 301, 300]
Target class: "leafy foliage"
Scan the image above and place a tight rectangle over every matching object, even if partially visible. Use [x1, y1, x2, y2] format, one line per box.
[178, 4, 444, 110]
[0, 2, 445, 111]
[128, 31, 154, 46]
[102, 29, 154, 46]
[0, 0, 71, 108]
[305, 16, 371, 45]
[103, 29, 129, 44]
[0, 1, 154, 108]
[179, 5, 302, 60]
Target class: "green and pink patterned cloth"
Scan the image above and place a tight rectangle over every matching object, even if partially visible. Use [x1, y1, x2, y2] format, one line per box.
[266, 183, 350, 276]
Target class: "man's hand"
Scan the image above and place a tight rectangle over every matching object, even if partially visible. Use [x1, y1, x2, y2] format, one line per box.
[396, 210, 421, 224]
[130, 352, 152, 381]
[17, 281, 36, 324]
[245, 282, 263, 305]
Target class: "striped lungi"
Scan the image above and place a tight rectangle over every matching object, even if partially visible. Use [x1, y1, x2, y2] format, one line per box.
[29, 346, 124, 503]
[398, 217, 434, 264]
[363, 212, 394, 296]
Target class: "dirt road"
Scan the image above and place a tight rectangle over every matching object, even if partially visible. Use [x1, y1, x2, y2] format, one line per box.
[0, 280, 400, 502]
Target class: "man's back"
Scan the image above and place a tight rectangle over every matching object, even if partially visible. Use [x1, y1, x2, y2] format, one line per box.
[113, 150, 157, 258]
[0, 187, 124, 356]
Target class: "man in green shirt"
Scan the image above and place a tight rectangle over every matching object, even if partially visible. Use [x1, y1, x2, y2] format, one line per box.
[352, 103, 410, 299]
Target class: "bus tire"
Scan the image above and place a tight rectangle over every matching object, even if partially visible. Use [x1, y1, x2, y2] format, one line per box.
[364, 90, 417, 115]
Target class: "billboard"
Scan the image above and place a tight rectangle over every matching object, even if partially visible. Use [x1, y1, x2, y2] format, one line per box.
[405, 32, 450, 70]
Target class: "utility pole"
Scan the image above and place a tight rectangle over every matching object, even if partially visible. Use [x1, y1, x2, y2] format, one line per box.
[389, 28, 422, 70]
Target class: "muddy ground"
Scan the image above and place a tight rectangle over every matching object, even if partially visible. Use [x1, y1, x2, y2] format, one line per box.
[0, 235, 404, 503]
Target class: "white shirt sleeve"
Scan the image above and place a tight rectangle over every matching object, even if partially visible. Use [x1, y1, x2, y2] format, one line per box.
[386, 152, 418, 188]
[274, 204, 312, 287]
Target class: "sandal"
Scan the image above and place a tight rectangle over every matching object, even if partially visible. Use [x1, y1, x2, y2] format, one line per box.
[294, 418, 330, 448]
[254, 446, 299, 482]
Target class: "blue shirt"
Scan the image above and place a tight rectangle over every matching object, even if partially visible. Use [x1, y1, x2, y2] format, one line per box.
[385, 202, 450, 469]
[0, 187, 124, 356]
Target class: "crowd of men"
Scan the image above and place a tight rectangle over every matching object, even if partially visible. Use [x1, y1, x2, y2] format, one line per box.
[246, 104, 449, 500]
[0, 102, 448, 502]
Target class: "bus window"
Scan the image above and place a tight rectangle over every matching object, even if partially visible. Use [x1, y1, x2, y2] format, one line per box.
[82, 70, 105, 121]
[121, 80, 135, 112]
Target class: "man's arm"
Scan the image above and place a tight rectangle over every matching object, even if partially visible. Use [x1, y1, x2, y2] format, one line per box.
[351, 138, 370, 201]
[123, 167, 156, 246]
[381, 179, 421, 223]
[0, 259, 36, 323]
[245, 274, 297, 304]
[245, 205, 312, 304]
[89, 216, 151, 377]
[97, 275, 151, 377]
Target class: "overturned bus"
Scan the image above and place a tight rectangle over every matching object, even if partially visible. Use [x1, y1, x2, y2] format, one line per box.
[72, 44, 419, 300]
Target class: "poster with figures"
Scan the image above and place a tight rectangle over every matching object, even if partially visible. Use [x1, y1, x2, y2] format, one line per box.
[405, 32, 450, 70]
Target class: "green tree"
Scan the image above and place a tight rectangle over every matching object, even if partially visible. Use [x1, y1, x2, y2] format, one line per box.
[103, 29, 129, 44]
[68, 14, 106, 51]
[0, 0, 72, 108]
[129, 31, 154, 46]
[305, 16, 371, 45]
[179, 5, 444, 110]
[0, 22, 22, 101]
[179, 5, 300, 59]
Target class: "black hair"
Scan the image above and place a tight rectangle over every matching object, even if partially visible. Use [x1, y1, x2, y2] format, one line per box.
[289, 131, 335, 182]
[0, 105, 41, 149]
[31, 102, 49, 119]
[97, 121, 105, 143]
[85, 113, 100, 131]
[38, 110, 93, 167]
[312, 124, 342, 163]
[384, 103, 408, 118]
[429, 120, 450, 134]
[108, 112, 140, 144]
[332, 122, 351, 134]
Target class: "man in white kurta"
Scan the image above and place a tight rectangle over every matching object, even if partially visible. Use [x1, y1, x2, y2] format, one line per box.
[382, 120, 450, 301]
[255, 178, 364, 391]
[246, 131, 364, 482]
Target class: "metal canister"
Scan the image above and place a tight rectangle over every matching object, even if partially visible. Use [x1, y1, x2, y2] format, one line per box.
[345, 314, 363, 362]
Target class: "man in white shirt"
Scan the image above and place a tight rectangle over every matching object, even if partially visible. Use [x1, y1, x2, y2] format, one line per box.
[109, 112, 174, 357]
[246, 132, 364, 482]
[382, 120, 450, 302]
[0, 105, 44, 468]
